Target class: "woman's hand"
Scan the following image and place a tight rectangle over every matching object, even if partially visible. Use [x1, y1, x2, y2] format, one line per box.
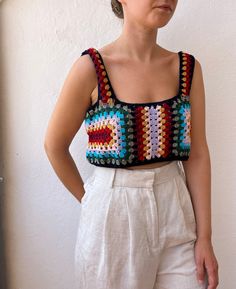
[194, 238, 219, 289]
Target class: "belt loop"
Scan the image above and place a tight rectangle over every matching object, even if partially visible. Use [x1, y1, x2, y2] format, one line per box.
[109, 168, 117, 188]
[150, 171, 155, 188]
[177, 161, 186, 182]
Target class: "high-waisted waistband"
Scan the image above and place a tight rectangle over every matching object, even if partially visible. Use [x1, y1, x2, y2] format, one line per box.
[92, 161, 185, 189]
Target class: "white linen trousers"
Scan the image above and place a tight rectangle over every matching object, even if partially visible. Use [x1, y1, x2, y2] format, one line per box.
[74, 160, 208, 289]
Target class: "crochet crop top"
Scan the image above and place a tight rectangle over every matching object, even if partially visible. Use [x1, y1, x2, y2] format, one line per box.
[81, 47, 195, 168]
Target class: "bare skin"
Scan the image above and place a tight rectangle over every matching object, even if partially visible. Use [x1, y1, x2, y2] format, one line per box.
[44, 1, 218, 287]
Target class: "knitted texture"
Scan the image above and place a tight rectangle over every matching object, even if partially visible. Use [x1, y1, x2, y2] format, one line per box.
[81, 47, 195, 168]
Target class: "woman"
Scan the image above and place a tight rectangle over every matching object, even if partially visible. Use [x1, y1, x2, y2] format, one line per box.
[44, 0, 219, 288]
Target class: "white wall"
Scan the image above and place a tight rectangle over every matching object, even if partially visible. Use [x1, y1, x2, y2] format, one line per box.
[1, 1, 235, 288]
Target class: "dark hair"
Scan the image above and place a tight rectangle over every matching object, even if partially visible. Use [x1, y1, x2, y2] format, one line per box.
[111, 0, 124, 19]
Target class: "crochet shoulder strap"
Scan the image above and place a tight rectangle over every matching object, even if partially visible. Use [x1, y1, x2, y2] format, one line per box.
[179, 52, 195, 97]
[81, 47, 114, 106]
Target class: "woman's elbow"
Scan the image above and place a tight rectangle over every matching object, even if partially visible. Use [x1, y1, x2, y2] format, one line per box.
[44, 137, 69, 155]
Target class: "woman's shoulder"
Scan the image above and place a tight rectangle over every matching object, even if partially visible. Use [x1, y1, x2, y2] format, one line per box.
[178, 49, 202, 68]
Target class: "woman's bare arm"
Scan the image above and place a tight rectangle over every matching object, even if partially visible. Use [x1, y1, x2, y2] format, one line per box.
[182, 58, 212, 241]
[182, 57, 219, 288]
[44, 54, 96, 203]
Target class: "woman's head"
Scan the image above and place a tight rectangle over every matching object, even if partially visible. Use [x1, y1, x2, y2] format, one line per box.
[111, 0, 178, 29]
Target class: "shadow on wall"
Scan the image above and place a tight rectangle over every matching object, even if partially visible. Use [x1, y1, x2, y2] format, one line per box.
[0, 0, 9, 288]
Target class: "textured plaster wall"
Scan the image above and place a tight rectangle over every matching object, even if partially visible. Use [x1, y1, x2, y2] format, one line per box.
[0, 0, 235, 289]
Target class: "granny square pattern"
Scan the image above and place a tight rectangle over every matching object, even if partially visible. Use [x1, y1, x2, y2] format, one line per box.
[81, 48, 195, 168]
